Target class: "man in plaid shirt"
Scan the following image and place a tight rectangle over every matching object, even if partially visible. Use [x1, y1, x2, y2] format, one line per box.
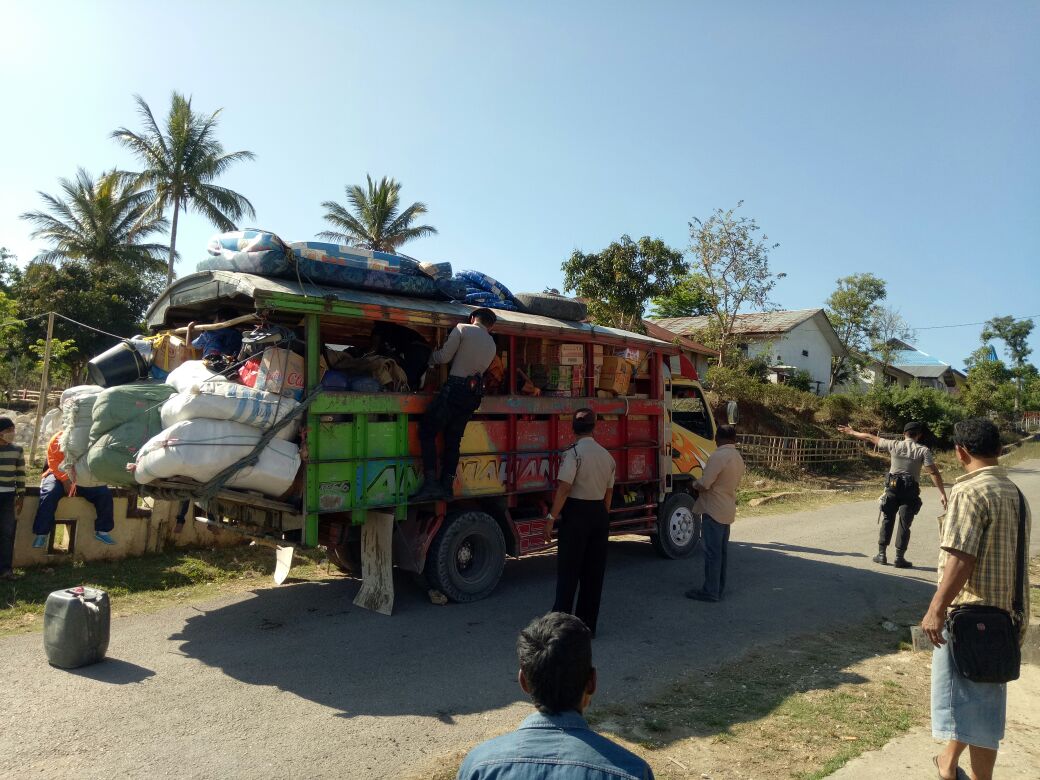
[921, 419, 1031, 780]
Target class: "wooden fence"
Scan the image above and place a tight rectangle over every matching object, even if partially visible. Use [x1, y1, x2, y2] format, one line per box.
[2, 388, 63, 407]
[737, 433, 866, 468]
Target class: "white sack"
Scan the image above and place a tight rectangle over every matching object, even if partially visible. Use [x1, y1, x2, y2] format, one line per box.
[165, 361, 227, 394]
[59, 393, 100, 461]
[68, 454, 104, 488]
[41, 407, 62, 441]
[161, 382, 299, 440]
[134, 419, 300, 497]
[60, 385, 103, 406]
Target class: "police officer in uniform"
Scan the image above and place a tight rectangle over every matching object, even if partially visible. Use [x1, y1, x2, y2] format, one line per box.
[838, 421, 947, 568]
[544, 409, 616, 637]
[411, 308, 497, 501]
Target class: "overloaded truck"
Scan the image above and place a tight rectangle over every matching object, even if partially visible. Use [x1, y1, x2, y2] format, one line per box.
[141, 269, 723, 611]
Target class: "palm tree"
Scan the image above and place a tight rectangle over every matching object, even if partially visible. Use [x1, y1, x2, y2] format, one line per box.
[112, 92, 256, 285]
[319, 175, 437, 252]
[20, 168, 169, 273]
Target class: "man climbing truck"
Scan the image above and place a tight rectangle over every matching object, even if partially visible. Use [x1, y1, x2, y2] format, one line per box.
[141, 271, 721, 611]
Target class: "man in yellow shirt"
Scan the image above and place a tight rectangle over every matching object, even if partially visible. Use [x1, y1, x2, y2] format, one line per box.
[686, 425, 745, 603]
[921, 418, 1031, 780]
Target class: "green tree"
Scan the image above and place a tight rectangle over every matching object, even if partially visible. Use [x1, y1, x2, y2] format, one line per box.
[688, 202, 784, 365]
[981, 315, 1035, 410]
[18, 169, 168, 375]
[959, 346, 1017, 418]
[112, 92, 257, 285]
[319, 175, 437, 252]
[0, 247, 21, 294]
[870, 307, 914, 373]
[649, 273, 713, 318]
[562, 234, 686, 331]
[825, 273, 887, 391]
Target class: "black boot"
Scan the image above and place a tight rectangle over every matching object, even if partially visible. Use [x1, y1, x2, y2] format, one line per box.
[411, 471, 446, 502]
[893, 551, 912, 569]
[873, 546, 888, 565]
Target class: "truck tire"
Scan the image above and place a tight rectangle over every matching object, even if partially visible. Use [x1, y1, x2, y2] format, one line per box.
[426, 510, 506, 602]
[652, 492, 701, 559]
[319, 520, 362, 575]
[514, 292, 588, 322]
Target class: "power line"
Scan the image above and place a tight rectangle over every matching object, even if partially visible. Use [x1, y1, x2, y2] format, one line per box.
[911, 313, 1040, 331]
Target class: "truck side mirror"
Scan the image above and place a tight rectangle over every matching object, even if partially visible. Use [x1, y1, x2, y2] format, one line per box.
[726, 400, 739, 426]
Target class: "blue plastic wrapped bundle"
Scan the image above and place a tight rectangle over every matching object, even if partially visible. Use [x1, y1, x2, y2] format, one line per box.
[456, 270, 516, 303]
[206, 230, 287, 267]
[290, 242, 421, 275]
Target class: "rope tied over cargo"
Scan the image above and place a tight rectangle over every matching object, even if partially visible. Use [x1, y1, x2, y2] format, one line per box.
[143, 386, 321, 507]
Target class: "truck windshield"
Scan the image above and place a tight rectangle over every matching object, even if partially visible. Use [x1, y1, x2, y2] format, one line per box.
[673, 390, 713, 439]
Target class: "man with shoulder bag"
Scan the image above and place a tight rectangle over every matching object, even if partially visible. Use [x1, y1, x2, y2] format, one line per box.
[920, 418, 1031, 780]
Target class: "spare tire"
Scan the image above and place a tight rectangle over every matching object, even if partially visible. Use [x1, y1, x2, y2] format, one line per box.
[514, 292, 588, 322]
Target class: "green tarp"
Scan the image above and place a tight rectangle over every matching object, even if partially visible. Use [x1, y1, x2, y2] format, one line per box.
[86, 382, 176, 487]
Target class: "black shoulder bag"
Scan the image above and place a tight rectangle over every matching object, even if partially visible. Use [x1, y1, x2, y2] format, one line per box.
[945, 489, 1027, 684]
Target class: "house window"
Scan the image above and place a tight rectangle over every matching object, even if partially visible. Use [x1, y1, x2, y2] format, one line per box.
[801, 349, 809, 357]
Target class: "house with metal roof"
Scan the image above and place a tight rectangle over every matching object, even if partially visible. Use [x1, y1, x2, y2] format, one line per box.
[649, 308, 846, 395]
[881, 339, 966, 394]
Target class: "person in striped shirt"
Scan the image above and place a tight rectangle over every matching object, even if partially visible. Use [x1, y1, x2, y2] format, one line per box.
[0, 417, 26, 580]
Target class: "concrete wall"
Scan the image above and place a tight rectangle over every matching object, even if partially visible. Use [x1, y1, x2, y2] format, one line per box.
[12, 487, 237, 568]
[746, 318, 837, 395]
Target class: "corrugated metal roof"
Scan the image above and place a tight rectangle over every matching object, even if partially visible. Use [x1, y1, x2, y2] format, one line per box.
[892, 362, 952, 379]
[650, 308, 822, 336]
[889, 349, 948, 368]
[146, 271, 676, 351]
[641, 320, 718, 356]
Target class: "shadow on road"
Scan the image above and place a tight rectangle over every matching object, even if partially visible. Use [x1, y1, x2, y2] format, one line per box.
[170, 535, 936, 729]
[743, 541, 868, 558]
[67, 658, 156, 685]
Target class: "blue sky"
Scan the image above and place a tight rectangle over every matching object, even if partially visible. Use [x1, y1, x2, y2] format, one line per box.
[1, 1, 1037, 369]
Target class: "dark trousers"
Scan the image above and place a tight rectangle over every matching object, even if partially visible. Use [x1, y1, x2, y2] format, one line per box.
[552, 498, 610, 635]
[419, 379, 480, 480]
[32, 474, 114, 536]
[701, 514, 731, 600]
[878, 480, 921, 553]
[0, 493, 15, 573]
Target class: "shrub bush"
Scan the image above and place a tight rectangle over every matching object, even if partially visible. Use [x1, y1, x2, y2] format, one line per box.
[705, 365, 765, 403]
[866, 382, 966, 442]
[761, 382, 819, 414]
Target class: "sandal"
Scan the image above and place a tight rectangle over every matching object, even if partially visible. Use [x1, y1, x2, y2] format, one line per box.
[932, 755, 968, 780]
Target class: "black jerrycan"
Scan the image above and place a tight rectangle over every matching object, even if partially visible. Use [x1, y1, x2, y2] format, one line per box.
[43, 586, 111, 669]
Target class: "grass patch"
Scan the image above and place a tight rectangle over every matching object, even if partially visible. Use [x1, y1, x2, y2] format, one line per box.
[587, 613, 930, 779]
[0, 544, 342, 636]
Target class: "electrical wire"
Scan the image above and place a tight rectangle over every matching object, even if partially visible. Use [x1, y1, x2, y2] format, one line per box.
[911, 313, 1040, 331]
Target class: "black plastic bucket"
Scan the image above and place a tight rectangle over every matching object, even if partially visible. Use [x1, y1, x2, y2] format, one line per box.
[87, 341, 148, 387]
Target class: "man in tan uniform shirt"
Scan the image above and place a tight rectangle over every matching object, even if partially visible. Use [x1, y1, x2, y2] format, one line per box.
[686, 425, 745, 603]
[545, 409, 616, 636]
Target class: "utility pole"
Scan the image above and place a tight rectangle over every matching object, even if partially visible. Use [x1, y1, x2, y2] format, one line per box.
[28, 311, 55, 465]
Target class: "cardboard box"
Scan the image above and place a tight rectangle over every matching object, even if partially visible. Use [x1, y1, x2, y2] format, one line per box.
[558, 344, 585, 365]
[596, 356, 633, 395]
[615, 347, 643, 366]
[256, 347, 306, 399]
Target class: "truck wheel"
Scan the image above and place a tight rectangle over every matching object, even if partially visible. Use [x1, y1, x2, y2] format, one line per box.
[426, 510, 506, 602]
[652, 492, 701, 559]
[319, 520, 362, 575]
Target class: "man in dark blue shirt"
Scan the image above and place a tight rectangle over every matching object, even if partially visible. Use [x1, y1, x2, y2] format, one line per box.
[457, 612, 654, 780]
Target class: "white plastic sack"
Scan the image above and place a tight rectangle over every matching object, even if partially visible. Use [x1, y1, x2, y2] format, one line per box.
[41, 407, 62, 441]
[165, 360, 227, 394]
[59, 394, 99, 461]
[161, 382, 299, 440]
[60, 385, 103, 406]
[68, 454, 104, 488]
[134, 419, 300, 497]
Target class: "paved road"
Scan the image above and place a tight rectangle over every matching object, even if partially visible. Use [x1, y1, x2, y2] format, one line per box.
[4, 462, 1039, 779]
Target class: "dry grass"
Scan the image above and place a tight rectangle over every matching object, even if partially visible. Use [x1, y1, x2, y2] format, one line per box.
[0, 544, 345, 636]
[411, 613, 933, 780]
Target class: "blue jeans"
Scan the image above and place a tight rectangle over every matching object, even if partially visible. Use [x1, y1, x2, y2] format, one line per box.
[701, 514, 731, 600]
[32, 474, 114, 535]
[932, 627, 1006, 749]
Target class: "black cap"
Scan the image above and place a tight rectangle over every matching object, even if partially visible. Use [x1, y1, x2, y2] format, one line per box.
[903, 422, 924, 435]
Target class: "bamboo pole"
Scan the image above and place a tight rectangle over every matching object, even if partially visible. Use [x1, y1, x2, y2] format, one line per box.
[28, 311, 55, 465]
